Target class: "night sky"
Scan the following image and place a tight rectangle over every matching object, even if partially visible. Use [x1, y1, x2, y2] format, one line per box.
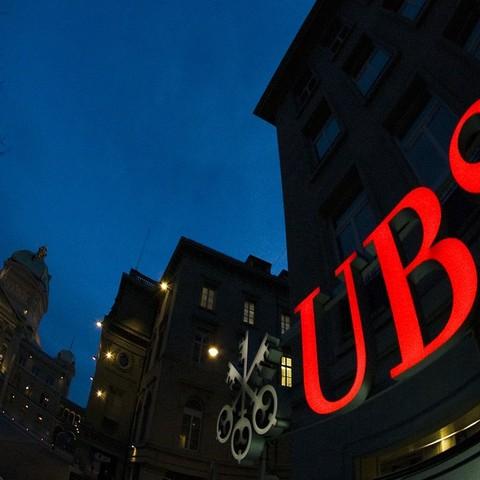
[0, 1, 314, 406]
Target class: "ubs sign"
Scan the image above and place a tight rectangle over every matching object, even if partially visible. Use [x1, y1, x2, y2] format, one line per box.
[295, 100, 480, 415]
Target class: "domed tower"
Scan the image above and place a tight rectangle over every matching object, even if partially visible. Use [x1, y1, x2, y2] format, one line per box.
[0, 246, 50, 343]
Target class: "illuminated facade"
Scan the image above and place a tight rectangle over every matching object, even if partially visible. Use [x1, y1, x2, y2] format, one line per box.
[0, 247, 80, 478]
[255, 0, 480, 478]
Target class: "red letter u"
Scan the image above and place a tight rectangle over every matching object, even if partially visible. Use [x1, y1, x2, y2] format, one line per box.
[294, 253, 369, 415]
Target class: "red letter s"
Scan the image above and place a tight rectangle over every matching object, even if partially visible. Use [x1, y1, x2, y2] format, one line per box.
[449, 99, 480, 193]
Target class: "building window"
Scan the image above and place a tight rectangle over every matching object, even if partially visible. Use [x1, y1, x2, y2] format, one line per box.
[334, 191, 376, 262]
[383, 0, 427, 20]
[322, 17, 352, 56]
[46, 375, 54, 386]
[179, 399, 203, 451]
[293, 68, 319, 113]
[280, 314, 291, 335]
[344, 36, 391, 96]
[281, 356, 293, 388]
[385, 77, 458, 190]
[444, 1, 480, 59]
[303, 100, 342, 163]
[200, 286, 215, 311]
[192, 330, 210, 364]
[243, 301, 255, 325]
[465, 18, 480, 59]
[31, 365, 40, 376]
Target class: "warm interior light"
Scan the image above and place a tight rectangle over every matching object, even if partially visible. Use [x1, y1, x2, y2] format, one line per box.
[160, 281, 169, 292]
[105, 351, 113, 360]
[208, 346, 219, 358]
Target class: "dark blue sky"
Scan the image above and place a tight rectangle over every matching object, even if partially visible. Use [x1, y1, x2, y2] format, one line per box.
[0, 1, 313, 406]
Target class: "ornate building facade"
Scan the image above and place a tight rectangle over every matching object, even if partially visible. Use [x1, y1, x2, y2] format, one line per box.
[0, 247, 80, 464]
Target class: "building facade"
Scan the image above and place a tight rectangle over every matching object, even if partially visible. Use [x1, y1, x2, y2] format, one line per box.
[255, 0, 480, 479]
[127, 237, 291, 480]
[79, 268, 159, 480]
[0, 247, 81, 478]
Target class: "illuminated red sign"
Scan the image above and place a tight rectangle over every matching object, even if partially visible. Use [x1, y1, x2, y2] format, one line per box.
[295, 100, 480, 416]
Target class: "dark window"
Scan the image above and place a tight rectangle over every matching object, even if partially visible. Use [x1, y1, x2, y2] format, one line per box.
[385, 77, 457, 189]
[383, 0, 427, 20]
[31, 365, 40, 376]
[192, 330, 210, 364]
[444, 0, 480, 59]
[322, 17, 352, 55]
[280, 314, 291, 335]
[293, 69, 319, 113]
[344, 36, 391, 96]
[334, 191, 376, 261]
[303, 100, 342, 162]
[179, 399, 203, 451]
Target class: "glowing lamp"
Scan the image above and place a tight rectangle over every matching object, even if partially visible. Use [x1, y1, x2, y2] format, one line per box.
[208, 346, 220, 359]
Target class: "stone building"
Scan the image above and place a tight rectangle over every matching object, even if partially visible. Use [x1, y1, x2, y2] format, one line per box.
[127, 238, 291, 480]
[84, 237, 292, 480]
[255, 0, 480, 479]
[0, 247, 77, 443]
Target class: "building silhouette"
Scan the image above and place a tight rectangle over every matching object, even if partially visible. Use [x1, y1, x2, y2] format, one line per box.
[255, 0, 480, 479]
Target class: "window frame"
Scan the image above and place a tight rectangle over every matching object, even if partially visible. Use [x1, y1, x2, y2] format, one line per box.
[333, 190, 376, 263]
[399, 96, 458, 192]
[199, 286, 216, 312]
[179, 400, 203, 451]
[280, 356, 293, 388]
[243, 300, 255, 326]
[280, 313, 291, 335]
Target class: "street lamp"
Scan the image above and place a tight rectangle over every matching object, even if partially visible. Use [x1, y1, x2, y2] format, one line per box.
[208, 346, 220, 359]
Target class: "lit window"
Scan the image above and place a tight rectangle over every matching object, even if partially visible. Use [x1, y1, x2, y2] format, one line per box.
[280, 314, 291, 335]
[334, 191, 376, 261]
[200, 286, 215, 311]
[303, 100, 342, 163]
[192, 331, 210, 364]
[281, 356, 293, 388]
[179, 399, 203, 450]
[243, 301, 255, 325]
